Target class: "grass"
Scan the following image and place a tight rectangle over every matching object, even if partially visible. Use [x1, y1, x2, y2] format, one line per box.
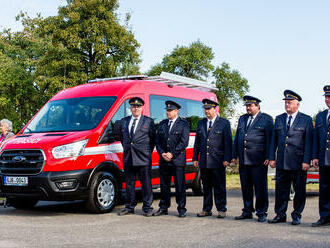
[226, 174, 319, 192]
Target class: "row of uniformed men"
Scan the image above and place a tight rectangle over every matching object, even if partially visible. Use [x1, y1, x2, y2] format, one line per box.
[116, 87, 330, 227]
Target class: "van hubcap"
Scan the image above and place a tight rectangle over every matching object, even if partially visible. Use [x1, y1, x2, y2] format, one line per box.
[97, 178, 115, 208]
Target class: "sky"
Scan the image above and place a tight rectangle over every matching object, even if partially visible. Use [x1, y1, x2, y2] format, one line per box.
[1, 0, 330, 124]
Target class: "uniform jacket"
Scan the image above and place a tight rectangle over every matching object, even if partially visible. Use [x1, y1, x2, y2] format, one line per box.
[233, 112, 273, 165]
[313, 109, 330, 166]
[193, 116, 232, 169]
[156, 117, 190, 167]
[269, 112, 313, 170]
[121, 115, 156, 167]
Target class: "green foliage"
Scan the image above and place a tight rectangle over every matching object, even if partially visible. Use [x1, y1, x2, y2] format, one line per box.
[0, 0, 141, 130]
[213, 63, 249, 118]
[148, 41, 249, 118]
[148, 40, 214, 80]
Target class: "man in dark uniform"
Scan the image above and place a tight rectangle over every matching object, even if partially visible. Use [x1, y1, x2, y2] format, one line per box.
[193, 99, 232, 218]
[312, 85, 330, 227]
[232, 95, 273, 222]
[154, 101, 190, 217]
[118, 97, 156, 217]
[269, 90, 313, 225]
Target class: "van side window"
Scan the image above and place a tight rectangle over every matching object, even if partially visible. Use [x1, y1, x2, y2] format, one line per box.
[112, 99, 131, 122]
[99, 99, 130, 144]
[149, 95, 204, 132]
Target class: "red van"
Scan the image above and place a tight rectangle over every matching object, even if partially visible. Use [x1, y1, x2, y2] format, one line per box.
[0, 72, 217, 213]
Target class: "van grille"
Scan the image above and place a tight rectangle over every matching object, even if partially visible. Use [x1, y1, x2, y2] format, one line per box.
[0, 150, 45, 175]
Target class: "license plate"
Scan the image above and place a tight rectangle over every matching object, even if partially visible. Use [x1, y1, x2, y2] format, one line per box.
[4, 176, 28, 186]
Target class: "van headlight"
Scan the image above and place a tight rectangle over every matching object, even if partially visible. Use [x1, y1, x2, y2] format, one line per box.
[52, 139, 88, 159]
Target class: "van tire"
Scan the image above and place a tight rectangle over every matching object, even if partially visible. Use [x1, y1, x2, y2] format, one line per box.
[7, 198, 38, 209]
[191, 168, 203, 196]
[86, 171, 118, 213]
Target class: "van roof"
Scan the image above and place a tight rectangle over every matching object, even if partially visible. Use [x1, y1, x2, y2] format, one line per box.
[51, 79, 217, 102]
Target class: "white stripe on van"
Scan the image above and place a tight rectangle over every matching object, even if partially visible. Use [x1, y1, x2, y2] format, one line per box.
[83, 136, 195, 156]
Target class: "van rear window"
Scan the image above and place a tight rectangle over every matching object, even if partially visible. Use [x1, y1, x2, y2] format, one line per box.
[24, 97, 116, 133]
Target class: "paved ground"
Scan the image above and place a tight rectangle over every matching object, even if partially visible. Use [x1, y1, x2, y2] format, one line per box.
[0, 190, 328, 248]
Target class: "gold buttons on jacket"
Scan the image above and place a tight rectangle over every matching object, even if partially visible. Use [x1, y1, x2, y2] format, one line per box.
[245, 134, 248, 137]
[207, 139, 210, 141]
[327, 148, 329, 151]
[285, 144, 288, 147]
[207, 152, 209, 155]
[131, 142, 134, 145]
[286, 136, 289, 139]
[207, 146, 209, 148]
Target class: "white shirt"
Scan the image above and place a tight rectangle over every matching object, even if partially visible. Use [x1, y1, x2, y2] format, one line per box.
[327, 109, 330, 120]
[247, 111, 259, 126]
[168, 116, 178, 132]
[129, 115, 141, 134]
[207, 115, 217, 129]
[287, 111, 298, 127]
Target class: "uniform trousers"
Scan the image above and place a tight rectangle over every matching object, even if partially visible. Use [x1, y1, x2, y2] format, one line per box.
[159, 165, 186, 213]
[319, 166, 330, 219]
[200, 167, 227, 212]
[239, 164, 268, 216]
[124, 163, 153, 213]
[275, 169, 307, 219]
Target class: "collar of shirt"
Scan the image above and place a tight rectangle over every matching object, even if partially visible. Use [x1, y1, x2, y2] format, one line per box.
[168, 116, 178, 125]
[207, 115, 217, 125]
[287, 111, 298, 125]
[129, 115, 141, 132]
[248, 111, 259, 122]
[327, 109, 330, 120]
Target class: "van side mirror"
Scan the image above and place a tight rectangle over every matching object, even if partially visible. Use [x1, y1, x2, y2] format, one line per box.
[98, 120, 122, 144]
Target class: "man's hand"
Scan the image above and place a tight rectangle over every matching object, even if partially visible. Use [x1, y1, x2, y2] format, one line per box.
[312, 159, 319, 168]
[269, 160, 276, 168]
[263, 159, 270, 166]
[162, 153, 171, 162]
[231, 158, 238, 165]
[223, 161, 230, 167]
[302, 162, 310, 171]
[166, 152, 173, 160]
[193, 161, 199, 167]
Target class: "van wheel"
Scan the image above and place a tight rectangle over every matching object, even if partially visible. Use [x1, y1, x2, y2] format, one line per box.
[86, 171, 118, 213]
[7, 198, 38, 209]
[192, 168, 203, 196]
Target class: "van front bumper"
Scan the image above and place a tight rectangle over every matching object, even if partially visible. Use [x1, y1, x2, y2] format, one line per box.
[0, 169, 92, 201]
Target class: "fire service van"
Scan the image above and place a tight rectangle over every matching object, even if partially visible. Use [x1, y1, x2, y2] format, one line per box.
[0, 72, 218, 213]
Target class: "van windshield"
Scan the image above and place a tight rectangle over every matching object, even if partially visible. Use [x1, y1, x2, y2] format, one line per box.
[24, 97, 116, 133]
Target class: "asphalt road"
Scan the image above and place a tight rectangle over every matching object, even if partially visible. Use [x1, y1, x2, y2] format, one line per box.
[0, 190, 328, 248]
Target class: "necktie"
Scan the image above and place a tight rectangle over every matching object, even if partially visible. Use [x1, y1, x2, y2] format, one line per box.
[168, 120, 173, 133]
[246, 116, 253, 130]
[208, 121, 212, 134]
[287, 115, 292, 133]
[130, 118, 137, 138]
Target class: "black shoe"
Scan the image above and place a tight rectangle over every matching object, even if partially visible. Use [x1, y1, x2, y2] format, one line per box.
[312, 218, 330, 227]
[268, 215, 286, 224]
[142, 211, 154, 217]
[154, 209, 168, 216]
[235, 213, 253, 220]
[257, 215, 267, 223]
[118, 209, 134, 216]
[197, 211, 212, 217]
[292, 218, 301, 225]
[178, 212, 186, 218]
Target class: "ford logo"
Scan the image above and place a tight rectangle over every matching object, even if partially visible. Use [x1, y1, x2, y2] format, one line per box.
[12, 155, 26, 163]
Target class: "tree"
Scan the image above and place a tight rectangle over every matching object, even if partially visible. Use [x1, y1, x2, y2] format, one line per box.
[213, 63, 249, 117]
[148, 41, 249, 118]
[0, 0, 141, 129]
[148, 40, 214, 80]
